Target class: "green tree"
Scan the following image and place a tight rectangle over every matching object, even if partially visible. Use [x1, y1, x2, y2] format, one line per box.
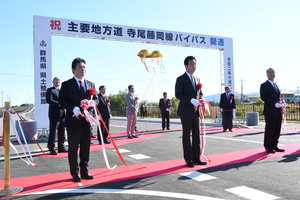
[108, 89, 127, 116]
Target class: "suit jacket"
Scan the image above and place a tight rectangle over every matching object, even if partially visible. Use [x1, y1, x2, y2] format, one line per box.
[46, 86, 65, 118]
[159, 98, 171, 113]
[97, 93, 111, 120]
[125, 93, 138, 115]
[219, 93, 236, 111]
[175, 73, 202, 117]
[59, 77, 99, 127]
[260, 81, 281, 115]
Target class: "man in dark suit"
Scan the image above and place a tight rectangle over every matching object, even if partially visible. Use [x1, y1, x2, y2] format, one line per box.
[46, 77, 67, 155]
[159, 92, 171, 130]
[260, 68, 285, 154]
[175, 56, 207, 168]
[97, 85, 111, 145]
[219, 86, 236, 132]
[59, 57, 99, 182]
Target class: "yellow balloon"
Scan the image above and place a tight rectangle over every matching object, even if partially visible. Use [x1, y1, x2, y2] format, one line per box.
[150, 50, 163, 58]
[137, 49, 150, 58]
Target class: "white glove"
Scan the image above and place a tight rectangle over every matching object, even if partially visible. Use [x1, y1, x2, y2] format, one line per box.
[88, 100, 96, 108]
[73, 106, 81, 117]
[220, 108, 223, 112]
[233, 109, 236, 112]
[190, 98, 200, 106]
[275, 103, 282, 108]
[166, 108, 170, 111]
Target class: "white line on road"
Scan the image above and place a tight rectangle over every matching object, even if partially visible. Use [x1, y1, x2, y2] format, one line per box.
[22, 188, 225, 200]
[128, 154, 151, 159]
[180, 171, 217, 182]
[113, 149, 131, 153]
[225, 186, 280, 200]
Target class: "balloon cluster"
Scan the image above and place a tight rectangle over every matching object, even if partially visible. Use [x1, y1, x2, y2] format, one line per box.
[137, 49, 165, 73]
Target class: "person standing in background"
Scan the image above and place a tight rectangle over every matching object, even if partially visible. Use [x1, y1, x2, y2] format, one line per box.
[46, 77, 67, 155]
[219, 86, 236, 132]
[159, 92, 171, 130]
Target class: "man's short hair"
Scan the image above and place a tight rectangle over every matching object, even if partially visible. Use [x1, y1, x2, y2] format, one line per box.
[99, 85, 105, 90]
[128, 85, 134, 90]
[184, 56, 196, 66]
[163, 92, 167, 95]
[266, 68, 275, 74]
[71, 57, 86, 71]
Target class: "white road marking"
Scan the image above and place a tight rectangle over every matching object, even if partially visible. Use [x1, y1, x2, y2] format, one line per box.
[22, 188, 225, 200]
[225, 186, 280, 200]
[113, 149, 131, 153]
[180, 171, 216, 181]
[128, 154, 151, 159]
[207, 135, 265, 144]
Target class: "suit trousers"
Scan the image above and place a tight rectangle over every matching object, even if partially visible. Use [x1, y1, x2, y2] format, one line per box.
[126, 114, 136, 136]
[67, 124, 91, 175]
[161, 111, 170, 129]
[222, 111, 233, 130]
[97, 118, 110, 143]
[180, 115, 200, 162]
[47, 117, 65, 150]
[264, 114, 282, 150]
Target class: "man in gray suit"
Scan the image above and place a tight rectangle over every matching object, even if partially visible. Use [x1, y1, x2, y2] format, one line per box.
[125, 85, 138, 139]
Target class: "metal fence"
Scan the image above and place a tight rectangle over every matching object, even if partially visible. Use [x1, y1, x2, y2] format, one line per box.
[111, 103, 300, 122]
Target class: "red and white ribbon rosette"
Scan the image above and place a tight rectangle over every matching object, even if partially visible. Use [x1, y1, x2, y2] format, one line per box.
[279, 97, 288, 125]
[135, 96, 139, 104]
[80, 88, 143, 170]
[230, 95, 234, 104]
[196, 99, 216, 163]
[80, 88, 116, 170]
[196, 83, 202, 100]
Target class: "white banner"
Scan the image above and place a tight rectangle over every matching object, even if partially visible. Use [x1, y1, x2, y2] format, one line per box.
[33, 15, 234, 128]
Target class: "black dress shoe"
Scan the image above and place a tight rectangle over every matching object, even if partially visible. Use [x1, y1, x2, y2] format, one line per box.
[162, 128, 165, 130]
[167, 128, 170, 130]
[128, 136, 133, 139]
[266, 149, 276, 154]
[132, 135, 138, 138]
[229, 129, 233, 132]
[49, 149, 57, 155]
[193, 160, 208, 165]
[81, 173, 94, 179]
[186, 161, 194, 168]
[58, 149, 68, 153]
[91, 135, 96, 138]
[274, 148, 285, 152]
[223, 129, 226, 132]
[104, 141, 111, 144]
[72, 173, 81, 182]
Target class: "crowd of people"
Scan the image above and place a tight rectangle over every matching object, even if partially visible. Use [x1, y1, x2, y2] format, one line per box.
[47, 57, 285, 182]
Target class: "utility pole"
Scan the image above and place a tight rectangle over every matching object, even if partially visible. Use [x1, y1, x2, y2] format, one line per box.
[240, 79, 244, 102]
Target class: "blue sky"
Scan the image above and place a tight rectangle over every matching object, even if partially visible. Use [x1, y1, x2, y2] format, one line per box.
[1, 0, 300, 106]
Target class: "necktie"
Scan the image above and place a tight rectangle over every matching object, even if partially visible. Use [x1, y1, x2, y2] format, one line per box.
[273, 83, 279, 93]
[190, 75, 195, 90]
[79, 80, 85, 96]
[227, 93, 229, 100]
